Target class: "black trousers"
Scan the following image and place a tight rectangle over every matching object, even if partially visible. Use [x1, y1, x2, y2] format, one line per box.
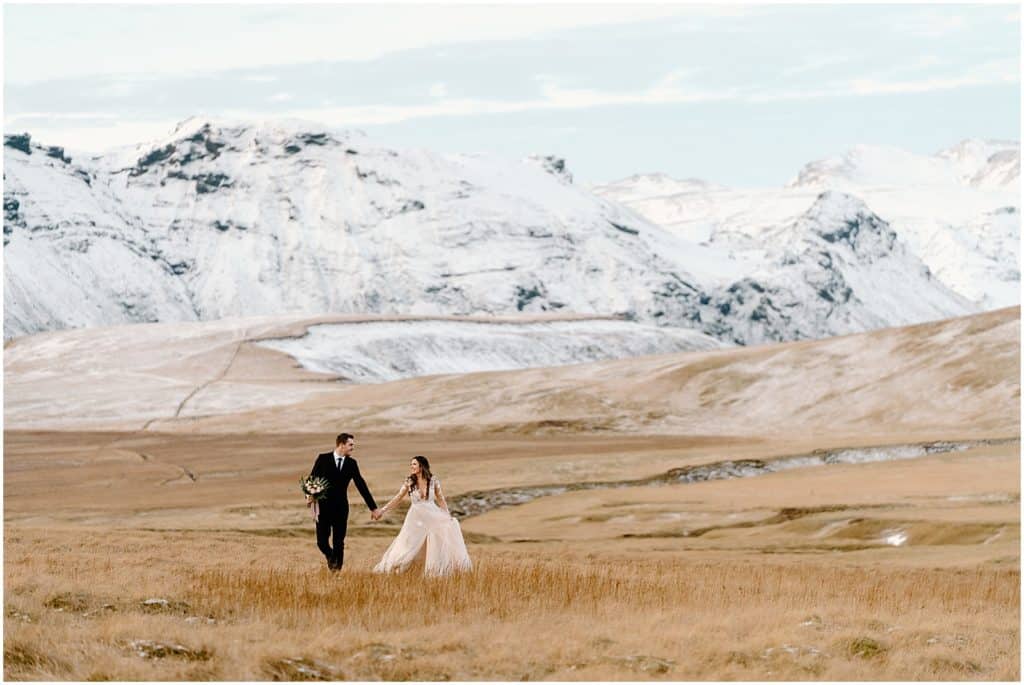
[315, 508, 349, 568]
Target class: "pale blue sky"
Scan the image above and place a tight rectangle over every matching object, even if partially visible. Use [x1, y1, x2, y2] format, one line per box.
[4, 3, 1020, 186]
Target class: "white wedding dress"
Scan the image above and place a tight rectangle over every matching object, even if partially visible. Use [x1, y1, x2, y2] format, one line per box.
[373, 477, 473, 577]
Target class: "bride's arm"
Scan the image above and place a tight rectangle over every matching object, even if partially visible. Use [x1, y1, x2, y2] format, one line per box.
[377, 484, 408, 518]
[434, 479, 451, 515]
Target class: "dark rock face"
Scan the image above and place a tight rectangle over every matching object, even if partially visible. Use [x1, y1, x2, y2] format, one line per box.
[355, 167, 399, 185]
[4, 196, 21, 221]
[128, 125, 231, 175]
[368, 197, 425, 219]
[177, 127, 227, 164]
[4, 134, 32, 155]
[702, 279, 793, 344]
[167, 261, 191, 275]
[298, 132, 332, 146]
[282, 133, 336, 154]
[609, 221, 639, 236]
[46, 146, 71, 164]
[515, 284, 546, 311]
[186, 127, 211, 144]
[211, 219, 246, 232]
[818, 214, 896, 256]
[809, 266, 853, 305]
[192, 131, 226, 153]
[4, 195, 25, 245]
[130, 144, 175, 176]
[531, 155, 573, 183]
[194, 173, 232, 194]
[809, 195, 898, 261]
[655, 275, 699, 298]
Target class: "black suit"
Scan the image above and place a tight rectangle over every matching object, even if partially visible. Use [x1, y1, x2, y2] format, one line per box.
[310, 451, 377, 569]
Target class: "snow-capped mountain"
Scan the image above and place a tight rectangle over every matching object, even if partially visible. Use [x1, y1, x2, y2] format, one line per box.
[691, 192, 973, 344]
[4, 118, 715, 339]
[935, 139, 1020, 188]
[590, 173, 728, 204]
[594, 139, 1019, 312]
[3, 119, 978, 344]
[790, 145, 947, 188]
[787, 139, 1020, 190]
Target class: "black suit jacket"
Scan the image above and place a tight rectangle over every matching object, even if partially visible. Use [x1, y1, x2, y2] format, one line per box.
[310, 452, 377, 519]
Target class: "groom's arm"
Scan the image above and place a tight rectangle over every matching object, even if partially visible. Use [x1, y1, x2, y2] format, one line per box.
[309, 454, 323, 479]
[306, 454, 324, 505]
[351, 459, 378, 511]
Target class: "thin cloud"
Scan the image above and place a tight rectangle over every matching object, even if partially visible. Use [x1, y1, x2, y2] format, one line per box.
[7, 111, 122, 123]
[230, 61, 1020, 126]
[780, 55, 856, 77]
[751, 59, 1019, 102]
[910, 13, 967, 38]
[12, 57, 1017, 147]
[3, 4, 730, 84]
[4, 118, 184, 151]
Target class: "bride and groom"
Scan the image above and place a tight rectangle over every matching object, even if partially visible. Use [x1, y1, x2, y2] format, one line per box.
[307, 433, 472, 576]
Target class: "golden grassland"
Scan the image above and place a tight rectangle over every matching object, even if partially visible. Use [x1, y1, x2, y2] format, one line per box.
[3, 526, 1020, 682]
[4, 430, 1020, 680]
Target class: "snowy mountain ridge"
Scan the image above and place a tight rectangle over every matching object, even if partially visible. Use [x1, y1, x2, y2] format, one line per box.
[593, 139, 1019, 312]
[3, 119, 984, 344]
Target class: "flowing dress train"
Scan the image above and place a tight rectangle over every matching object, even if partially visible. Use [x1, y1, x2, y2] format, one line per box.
[373, 477, 472, 577]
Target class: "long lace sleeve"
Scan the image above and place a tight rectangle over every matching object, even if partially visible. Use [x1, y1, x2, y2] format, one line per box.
[379, 484, 407, 517]
[434, 478, 450, 514]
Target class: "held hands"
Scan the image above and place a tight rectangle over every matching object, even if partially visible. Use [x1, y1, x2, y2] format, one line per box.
[370, 508, 383, 521]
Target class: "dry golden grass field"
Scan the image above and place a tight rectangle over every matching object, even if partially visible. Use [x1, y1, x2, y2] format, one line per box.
[4, 308, 1020, 680]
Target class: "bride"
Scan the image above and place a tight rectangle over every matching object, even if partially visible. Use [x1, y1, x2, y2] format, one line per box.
[371, 455, 472, 577]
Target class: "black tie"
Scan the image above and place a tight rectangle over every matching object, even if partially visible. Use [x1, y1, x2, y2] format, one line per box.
[336, 457, 343, 472]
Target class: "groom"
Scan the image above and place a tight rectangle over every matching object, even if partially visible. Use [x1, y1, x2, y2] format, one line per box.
[308, 433, 380, 571]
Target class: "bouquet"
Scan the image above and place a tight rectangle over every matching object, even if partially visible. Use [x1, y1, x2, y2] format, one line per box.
[300, 475, 331, 501]
[300, 475, 330, 522]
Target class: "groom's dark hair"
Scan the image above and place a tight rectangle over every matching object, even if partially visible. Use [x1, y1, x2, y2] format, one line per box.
[336, 432, 354, 446]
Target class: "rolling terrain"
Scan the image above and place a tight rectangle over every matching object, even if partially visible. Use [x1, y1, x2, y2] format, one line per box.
[3, 307, 1019, 680]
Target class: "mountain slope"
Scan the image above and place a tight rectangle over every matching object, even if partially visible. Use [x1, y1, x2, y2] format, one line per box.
[593, 140, 1019, 312]
[4, 306, 1016, 444]
[1, 313, 723, 429]
[692, 192, 974, 344]
[4, 120, 979, 344]
[257, 318, 722, 383]
[3, 120, 719, 338]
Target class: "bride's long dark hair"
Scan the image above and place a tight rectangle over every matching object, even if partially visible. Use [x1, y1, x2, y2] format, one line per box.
[406, 455, 432, 496]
